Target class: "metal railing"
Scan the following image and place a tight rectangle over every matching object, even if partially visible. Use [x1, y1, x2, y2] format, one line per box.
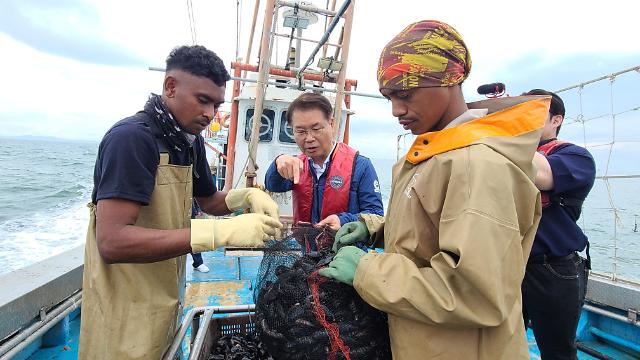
[0, 292, 82, 360]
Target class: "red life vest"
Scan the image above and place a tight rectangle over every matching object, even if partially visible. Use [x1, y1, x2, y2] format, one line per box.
[537, 139, 569, 208]
[292, 143, 358, 224]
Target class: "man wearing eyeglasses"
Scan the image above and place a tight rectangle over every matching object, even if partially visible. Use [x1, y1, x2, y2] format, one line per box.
[265, 93, 383, 238]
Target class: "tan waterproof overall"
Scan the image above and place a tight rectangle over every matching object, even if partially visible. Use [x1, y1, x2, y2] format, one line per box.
[79, 154, 192, 360]
[354, 98, 549, 359]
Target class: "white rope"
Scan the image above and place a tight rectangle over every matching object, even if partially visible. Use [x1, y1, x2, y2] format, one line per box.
[244, 5, 281, 183]
[577, 85, 589, 239]
[608, 76, 620, 279]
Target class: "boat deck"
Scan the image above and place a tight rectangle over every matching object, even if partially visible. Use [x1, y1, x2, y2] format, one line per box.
[19, 250, 639, 360]
[183, 250, 260, 310]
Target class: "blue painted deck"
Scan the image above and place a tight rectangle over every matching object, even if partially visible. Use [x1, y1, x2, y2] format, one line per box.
[183, 249, 261, 310]
[527, 310, 640, 359]
[20, 250, 640, 359]
[18, 309, 81, 360]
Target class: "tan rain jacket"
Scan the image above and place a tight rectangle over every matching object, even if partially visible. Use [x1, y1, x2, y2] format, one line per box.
[355, 97, 550, 359]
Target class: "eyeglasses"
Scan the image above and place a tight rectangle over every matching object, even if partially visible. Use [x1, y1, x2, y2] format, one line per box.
[293, 125, 327, 139]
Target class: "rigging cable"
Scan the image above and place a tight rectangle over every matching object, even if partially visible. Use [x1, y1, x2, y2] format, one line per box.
[236, 0, 242, 60]
[186, 0, 198, 44]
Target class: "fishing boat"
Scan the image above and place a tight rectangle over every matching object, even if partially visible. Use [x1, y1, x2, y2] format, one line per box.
[0, 1, 639, 359]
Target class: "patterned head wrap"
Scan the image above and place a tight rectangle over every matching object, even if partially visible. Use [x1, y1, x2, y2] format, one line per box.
[377, 20, 471, 91]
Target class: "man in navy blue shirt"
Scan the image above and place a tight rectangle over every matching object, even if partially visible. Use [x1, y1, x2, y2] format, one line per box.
[522, 89, 596, 360]
[80, 45, 282, 359]
[265, 93, 383, 236]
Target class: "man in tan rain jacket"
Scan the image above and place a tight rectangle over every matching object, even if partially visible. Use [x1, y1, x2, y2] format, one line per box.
[320, 21, 548, 359]
[79, 45, 282, 360]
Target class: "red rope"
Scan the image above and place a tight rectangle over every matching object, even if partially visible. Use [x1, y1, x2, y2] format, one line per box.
[315, 230, 333, 250]
[304, 232, 312, 253]
[308, 270, 351, 360]
[291, 223, 335, 252]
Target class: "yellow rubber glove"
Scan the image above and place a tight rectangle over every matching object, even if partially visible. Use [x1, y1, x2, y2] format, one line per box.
[190, 214, 283, 252]
[225, 188, 280, 220]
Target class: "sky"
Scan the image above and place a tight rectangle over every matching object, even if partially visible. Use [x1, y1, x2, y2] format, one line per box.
[1, 0, 639, 161]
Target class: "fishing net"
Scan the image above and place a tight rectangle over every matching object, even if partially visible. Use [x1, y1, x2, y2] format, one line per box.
[253, 223, 334, 303]
[254, 225, 392, 360]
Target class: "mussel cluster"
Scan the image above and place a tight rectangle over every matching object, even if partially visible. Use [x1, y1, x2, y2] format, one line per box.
[255, 251, 391, 360]
[208, 332, 273, 360]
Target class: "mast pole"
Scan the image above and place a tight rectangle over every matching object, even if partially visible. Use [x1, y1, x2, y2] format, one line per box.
[245, 0, 276, 188]
[332, 0, 354, 139]
[243, 0, 262, 78]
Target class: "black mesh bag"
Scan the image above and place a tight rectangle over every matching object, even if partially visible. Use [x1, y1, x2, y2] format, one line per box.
[254, 226, 391, 360]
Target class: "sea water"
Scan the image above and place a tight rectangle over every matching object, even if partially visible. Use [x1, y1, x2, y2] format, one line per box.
[0, 137, 638, 282]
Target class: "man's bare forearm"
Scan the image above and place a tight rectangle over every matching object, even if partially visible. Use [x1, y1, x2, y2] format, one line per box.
[97, 225, 192, 264]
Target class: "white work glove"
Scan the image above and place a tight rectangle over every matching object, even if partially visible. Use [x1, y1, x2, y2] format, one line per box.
[225, 188, 280, 220]
[190, 214, 283, 252]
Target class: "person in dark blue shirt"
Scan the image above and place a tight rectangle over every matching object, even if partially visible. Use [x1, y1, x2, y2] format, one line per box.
[264, 93, 383, 233]
[81, 45, 282, 359]
[521, 89, 596, 360]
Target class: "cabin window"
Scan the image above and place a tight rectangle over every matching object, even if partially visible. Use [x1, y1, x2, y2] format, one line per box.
[244, 108, 275, 142]
[279, 111, 296, 144]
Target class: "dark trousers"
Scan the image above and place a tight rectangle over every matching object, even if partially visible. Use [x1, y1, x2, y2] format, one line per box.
[522, 253, 588, 360]
[191, 252, 203, 267]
